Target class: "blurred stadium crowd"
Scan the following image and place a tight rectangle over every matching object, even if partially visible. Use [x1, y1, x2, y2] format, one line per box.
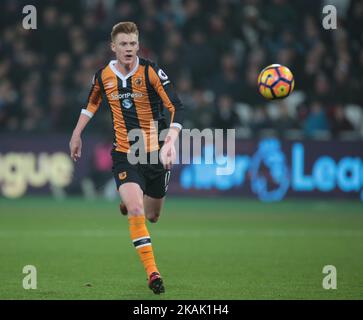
[1, 0, 363, 139]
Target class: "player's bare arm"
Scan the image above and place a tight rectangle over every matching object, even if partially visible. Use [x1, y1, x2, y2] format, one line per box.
[69, 113, 91, 162]
[147, 62, 184, 170]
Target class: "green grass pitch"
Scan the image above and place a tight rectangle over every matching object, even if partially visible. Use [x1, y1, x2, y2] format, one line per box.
[0, 197, 362, 300]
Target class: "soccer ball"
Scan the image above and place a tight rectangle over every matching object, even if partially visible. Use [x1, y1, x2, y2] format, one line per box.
[257, 64, 294, 100]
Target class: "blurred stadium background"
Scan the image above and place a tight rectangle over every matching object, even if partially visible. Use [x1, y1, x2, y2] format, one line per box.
[0, 0, 362, 299]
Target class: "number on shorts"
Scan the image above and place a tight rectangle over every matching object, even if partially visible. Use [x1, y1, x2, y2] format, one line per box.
[165, 170, 171, 192]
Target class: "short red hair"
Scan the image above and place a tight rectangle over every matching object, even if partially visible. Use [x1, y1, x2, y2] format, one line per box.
[111, 22, 139, 41]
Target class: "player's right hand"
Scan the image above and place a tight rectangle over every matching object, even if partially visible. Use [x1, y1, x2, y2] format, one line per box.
[69, 134, 82, 162]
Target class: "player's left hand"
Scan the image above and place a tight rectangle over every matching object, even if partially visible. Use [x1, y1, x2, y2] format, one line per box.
[160, 140, 176, 170]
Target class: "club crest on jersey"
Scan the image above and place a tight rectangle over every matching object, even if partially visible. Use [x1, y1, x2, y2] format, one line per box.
[158, 69, 168, 81]
[134, 77, 143, 87]
[122, 99, 133, 109]
[119, 171, 127, 180]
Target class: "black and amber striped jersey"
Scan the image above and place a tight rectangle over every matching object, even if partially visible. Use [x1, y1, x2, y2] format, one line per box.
[81, 57, 183, 153]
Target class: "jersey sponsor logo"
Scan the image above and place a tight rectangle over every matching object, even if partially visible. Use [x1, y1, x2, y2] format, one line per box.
[110, 92, 143, 100]
[157, 69, 168, 81]
[122, 99, 133, 109]
[119, 171, 127, 180]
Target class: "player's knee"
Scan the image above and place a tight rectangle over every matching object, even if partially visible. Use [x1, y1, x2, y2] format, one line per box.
[148, 216, 159, 223]
[147, 212, 160, 223]
[127, 203, 144, 216]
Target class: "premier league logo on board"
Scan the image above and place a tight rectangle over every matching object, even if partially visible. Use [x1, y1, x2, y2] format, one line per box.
[122, 98, 133, 109]
[250, 138, 290, 202]
[178, 136, 363, 201]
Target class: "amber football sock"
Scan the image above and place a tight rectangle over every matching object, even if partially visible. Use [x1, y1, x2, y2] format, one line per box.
[128, 215, 159, 277]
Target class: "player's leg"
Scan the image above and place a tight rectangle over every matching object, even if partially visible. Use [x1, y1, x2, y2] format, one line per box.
[112, 151, 164, 294]
[118, 182, 165, 294]
[121, 169, 170, 223]
[144, 195, 165, 223]
[118, 182, 144, 216]
[120, 194, 165, 223]
[143, 169, 170, 223]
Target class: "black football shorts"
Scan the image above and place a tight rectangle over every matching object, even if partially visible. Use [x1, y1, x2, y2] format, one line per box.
[111, 150, 171, 199]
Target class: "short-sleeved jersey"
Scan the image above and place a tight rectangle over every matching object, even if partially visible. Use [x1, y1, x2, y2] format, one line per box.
[82, 57, 183, 153]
